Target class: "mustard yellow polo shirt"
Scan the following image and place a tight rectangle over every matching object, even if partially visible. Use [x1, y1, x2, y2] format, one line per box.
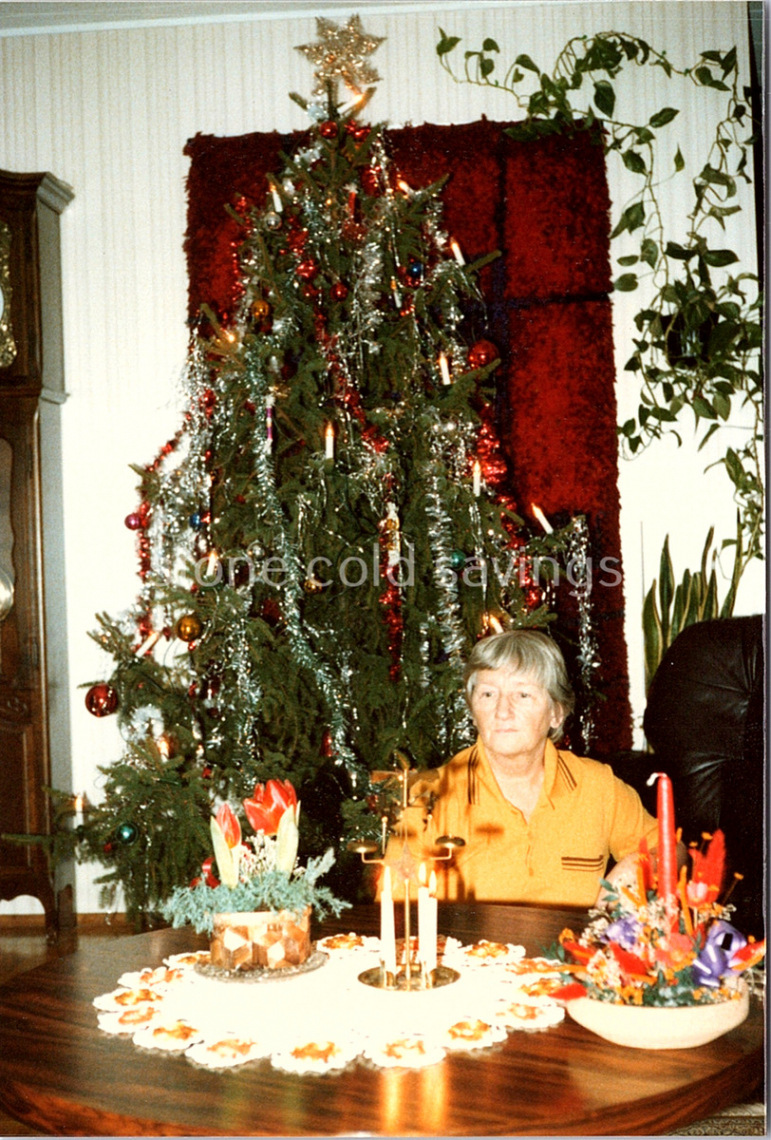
[386, 738, 658, 907]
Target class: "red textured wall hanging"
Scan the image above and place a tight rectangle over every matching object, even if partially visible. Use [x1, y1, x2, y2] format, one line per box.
[183, 119, 632, 751]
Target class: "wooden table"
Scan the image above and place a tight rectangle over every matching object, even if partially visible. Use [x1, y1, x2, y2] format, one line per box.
[0, 903, 763, 1136]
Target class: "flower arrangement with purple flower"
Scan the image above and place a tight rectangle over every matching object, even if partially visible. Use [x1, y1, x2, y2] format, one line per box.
[554, 830, 765, 1007]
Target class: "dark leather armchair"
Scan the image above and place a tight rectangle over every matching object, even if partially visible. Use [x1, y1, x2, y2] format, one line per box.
[612, 616, 764, 935]
[642, 615, 764, 934]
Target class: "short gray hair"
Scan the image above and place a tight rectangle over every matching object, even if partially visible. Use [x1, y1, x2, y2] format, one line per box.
[463, 630, 575, 742]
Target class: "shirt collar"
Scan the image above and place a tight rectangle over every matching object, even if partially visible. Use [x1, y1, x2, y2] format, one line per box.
[472, 736, 568, 808]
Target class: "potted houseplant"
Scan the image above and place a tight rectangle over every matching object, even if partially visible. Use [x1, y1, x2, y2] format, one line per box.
[161, 779, 350, 971]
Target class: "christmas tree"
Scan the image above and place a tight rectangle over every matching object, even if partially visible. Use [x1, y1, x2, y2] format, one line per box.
[71, 17, 575, 922]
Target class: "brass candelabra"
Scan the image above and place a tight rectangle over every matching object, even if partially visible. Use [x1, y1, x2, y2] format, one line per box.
[349, 754, 464, 991]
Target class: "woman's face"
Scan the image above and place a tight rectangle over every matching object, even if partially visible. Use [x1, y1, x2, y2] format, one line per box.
[469, 668, 562, 764]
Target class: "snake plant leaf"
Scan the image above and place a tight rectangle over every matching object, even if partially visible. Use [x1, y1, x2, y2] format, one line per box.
[699, 526, 715, 582]
[684, 570, 703, 627]
[670, 571, 691, 644]
[658, 536, 675, 646]
[703, 567, 719, 621]
[720, 513, 742, 618]
[643, 582, 663, 690]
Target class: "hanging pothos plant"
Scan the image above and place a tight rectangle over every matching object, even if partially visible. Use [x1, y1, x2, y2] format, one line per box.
[435, 28, 763, 680]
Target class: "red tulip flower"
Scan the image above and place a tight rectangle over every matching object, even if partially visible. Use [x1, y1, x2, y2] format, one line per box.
[243, 779, 298, 836]
[215, 802, 242, 848]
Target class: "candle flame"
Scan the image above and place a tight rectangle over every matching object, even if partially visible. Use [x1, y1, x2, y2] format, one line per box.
[74, 794, 84, 812]
[487, 613, 504, 634]
[428, 869, 437, 895]
[418, 862, 427, 886]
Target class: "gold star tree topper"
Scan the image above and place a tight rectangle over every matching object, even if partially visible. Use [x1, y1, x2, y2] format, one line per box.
[296, 15, 385, 99]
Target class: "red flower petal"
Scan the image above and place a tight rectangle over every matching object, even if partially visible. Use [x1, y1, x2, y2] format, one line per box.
[551, 983, 588, 1002]
[215, 802, 241, 848]
[243, 778, 297, 835]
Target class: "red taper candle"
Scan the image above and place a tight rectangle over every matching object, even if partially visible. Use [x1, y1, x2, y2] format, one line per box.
[647, 771, 678, 912]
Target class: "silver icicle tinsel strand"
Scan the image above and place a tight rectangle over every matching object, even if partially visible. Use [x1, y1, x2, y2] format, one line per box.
[566, 514, 600, 750]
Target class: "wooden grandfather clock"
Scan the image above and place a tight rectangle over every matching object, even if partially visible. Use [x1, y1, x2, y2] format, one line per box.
[0, 169, 73, 928]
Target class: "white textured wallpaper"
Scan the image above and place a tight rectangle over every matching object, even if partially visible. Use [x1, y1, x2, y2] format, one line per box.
[0, 1, 759, 913]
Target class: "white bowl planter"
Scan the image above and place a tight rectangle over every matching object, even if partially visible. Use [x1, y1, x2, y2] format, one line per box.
[566, 982, 749, 1049]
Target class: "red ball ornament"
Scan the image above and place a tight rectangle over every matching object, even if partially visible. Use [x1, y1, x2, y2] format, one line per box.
[331, 281, 349, 301]
[124, 513, 142, 530]
[525, 586, 543, 609]
[296, 258, 319, 280]
[467, 339, 499, 371]
[346, 121, 370, 142]
[360, 165, 383, 196]
[260, 597, 282, 626]
[287, 230, 308, 253]
[302, 283, 320, 301]
[85, 683, 119, 717]
[341, 219, 366, 245]
[319, 120, 338, 139]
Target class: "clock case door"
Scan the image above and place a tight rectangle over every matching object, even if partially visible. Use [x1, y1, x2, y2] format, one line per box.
[0, 169, 73, 928]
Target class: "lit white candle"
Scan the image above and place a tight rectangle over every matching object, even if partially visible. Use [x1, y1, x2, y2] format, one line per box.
[531, 503, 554, 534]
[425, 870, 438, 975]
[417, 863, 429, 972]
[325, 423, 335, 462]
[472, 459, 482, 497]
[73, 794, 85, 827]
[380, 866, 397, 976]
[487, 613, 504, 634]
[438, 352, 451, 386]
[450, 239, 465, 266]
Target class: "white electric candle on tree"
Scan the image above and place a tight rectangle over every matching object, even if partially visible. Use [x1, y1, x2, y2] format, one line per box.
[531, 503, 553, 534]
[268, 179, 283, 213]
[450, 238, 465, 266]
[325, 423, 335, 461]
[472, 459, 482, 497]
[380, 866, 396, 975]
[438, 352, 451, 386]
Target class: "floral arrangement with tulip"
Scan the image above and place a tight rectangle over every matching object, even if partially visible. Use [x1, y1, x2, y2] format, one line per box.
[554, 830, 765, 1008]
[161, 779, 350, 935]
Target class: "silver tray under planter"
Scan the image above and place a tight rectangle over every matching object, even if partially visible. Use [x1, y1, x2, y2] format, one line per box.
[195, 949, 328, 983]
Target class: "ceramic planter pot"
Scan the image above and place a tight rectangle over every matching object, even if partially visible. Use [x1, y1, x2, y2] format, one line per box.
[210, 907, 311, 971]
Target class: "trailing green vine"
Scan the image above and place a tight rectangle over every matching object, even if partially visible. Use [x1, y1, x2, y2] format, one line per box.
[436, 29, 763, 595]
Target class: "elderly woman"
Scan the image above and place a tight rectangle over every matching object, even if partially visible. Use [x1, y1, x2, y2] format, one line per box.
[387, 630, 660, 907]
